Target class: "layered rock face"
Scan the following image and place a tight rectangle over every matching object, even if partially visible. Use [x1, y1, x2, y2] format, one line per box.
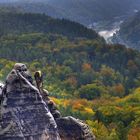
[0, 64, 60, 140]
[0, 63, 95, 140]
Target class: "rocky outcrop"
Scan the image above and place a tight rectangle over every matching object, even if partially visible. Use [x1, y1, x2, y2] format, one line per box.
[0, 63, 95, 140]
[56, 117, 96, 140]
[0, 64, 60, 140]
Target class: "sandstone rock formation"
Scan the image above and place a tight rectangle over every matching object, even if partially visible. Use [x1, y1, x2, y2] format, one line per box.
[0, 63, 60, 140]
[0, 63, 95, 140]
[56, 117, 96, 140]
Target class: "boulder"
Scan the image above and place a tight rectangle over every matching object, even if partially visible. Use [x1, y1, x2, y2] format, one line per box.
[56, 117, 95, 140]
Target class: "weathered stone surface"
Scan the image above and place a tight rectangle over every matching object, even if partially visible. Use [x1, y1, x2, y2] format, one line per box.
[0, 65, 60, 140]
[56, 117, 96, 140]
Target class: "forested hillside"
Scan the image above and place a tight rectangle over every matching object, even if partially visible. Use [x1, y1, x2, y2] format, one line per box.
[0, 11, 140, 140]
[0, 11, 100, 39]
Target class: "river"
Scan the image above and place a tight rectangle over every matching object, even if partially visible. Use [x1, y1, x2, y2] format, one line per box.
[98, 28, 120, 43]
[89, 20, 123, 43]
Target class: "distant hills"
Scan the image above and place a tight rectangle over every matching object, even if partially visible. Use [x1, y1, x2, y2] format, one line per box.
[1, 0, 140, 25]
[113, 11, 140, 50]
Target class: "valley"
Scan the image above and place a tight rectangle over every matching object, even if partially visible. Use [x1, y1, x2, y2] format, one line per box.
[89, 9, 139, 44]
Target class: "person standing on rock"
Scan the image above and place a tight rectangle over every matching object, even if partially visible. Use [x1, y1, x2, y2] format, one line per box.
[34, 71, 61, 119]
